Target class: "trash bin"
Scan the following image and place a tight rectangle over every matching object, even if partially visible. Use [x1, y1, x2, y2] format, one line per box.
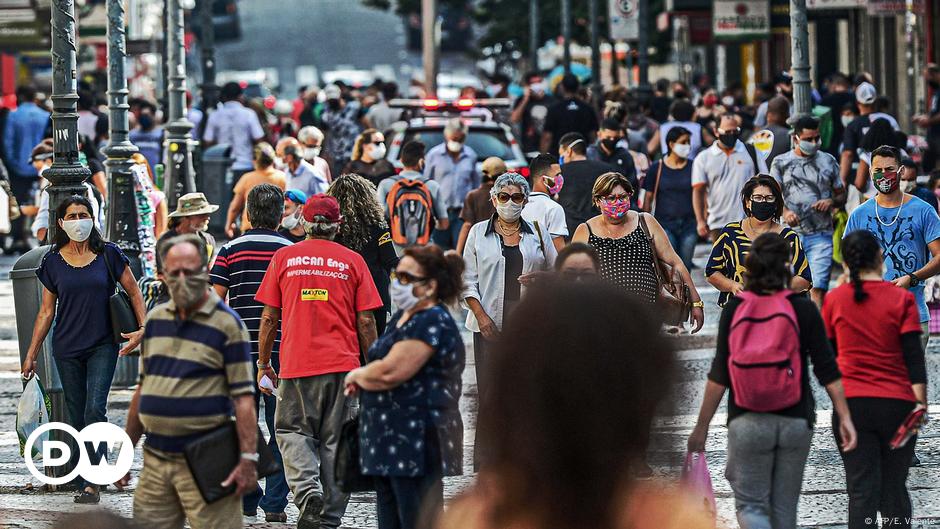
[200, 143, 234, 236]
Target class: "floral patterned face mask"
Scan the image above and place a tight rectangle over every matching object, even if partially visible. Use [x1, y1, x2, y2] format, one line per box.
[544, 174, 564, 195]
[600, 197, 630, 219]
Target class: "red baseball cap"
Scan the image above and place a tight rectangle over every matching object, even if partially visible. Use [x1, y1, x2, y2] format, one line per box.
[302, 193, 341, 223]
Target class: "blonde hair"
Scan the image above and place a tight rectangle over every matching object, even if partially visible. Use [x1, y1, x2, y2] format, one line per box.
[591, 172, 634, 200]
[131, 153, 155, 183]
[351, 128, 379, 161]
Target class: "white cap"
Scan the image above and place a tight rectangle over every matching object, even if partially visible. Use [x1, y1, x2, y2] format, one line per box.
[855, 82, 877, 105]
[323, 84, 341, 100]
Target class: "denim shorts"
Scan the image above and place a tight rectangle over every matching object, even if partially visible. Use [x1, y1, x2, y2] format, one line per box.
[801, 231, 834, 291]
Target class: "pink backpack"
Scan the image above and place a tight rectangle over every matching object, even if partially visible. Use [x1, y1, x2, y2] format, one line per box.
[727, 290, 802, 412]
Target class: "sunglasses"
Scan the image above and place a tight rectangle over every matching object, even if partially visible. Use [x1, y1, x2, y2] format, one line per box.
[601, 194, 631, 202]
[393, 271, 427, 285]
[496, 192, 526, 204]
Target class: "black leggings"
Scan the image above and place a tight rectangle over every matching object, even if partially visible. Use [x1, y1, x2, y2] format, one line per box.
[833, 397, 918, 529]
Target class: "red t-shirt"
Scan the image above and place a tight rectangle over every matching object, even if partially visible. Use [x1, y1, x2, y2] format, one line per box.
[255, 239, 383, 379]
[822, 281, 921, 401]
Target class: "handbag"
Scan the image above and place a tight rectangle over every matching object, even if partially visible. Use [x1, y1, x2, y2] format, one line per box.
[183, 422, 281, 503]
[638, 214, 692, 326]
[102, 250, 139, 343]
[649, 160, 664, 215]
[335, 414, 375, 493]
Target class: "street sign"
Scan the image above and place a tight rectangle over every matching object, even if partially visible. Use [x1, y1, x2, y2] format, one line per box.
[866, 0, 925, 16]
[0, 4, 49, 50]
[806, 0, 865, 8]
[713, 0, 770, 40]
[609, 0, 639, 41]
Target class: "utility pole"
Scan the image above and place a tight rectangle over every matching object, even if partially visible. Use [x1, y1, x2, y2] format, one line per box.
[528, 0, 538, 71]
[637, 0, 650, 89]
[589, 0, 601, 109]
[163, 0, 196, 211]
[198, 0, 218, 139]
[104, 0, 142, 276]
[561, 0, 571, 74]
[789, 0, 812, 122]
[422, 0, 438, 97]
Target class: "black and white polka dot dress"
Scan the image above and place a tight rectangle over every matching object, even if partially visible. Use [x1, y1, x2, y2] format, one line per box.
[587, 224, 659, 304]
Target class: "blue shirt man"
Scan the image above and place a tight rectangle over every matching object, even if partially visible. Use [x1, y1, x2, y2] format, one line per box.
[203, 82, 264, 174]
[845, 146, 940, 329]
[3, 91, 49, 178]
[423, 118, 478, 249]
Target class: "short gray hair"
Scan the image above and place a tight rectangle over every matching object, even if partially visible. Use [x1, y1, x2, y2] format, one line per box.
[489, 172, 530, 199]
[157, 233, 209, 271]
[298, 126, 324, 144]
[303, 216, 341, 240]
[247, 183, 284, 230]
[443, 118, 467, 136]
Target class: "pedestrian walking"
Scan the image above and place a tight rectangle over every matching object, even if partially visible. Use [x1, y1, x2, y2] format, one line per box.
[462, 172, 556, 468]
[3, 86, 49, 250]
[900, 157, 939, 211]
[522, 154, 567, 252]
[642, 126, 697, 270]
[344, 245, 466, 529]
[771, 115, 845, 306]
[225, 143, 288, 238]
[706, 175, 813, 307]
[297, 126, 334, 183]
[364, 82, 403, 132]
[424, 118, 479, 250]
[556, 132, 615, 237]
[823, 230, 928, 529]
[439, 281, 714, 529]
[914, 64, 940, 172]
[128, 100, 163, 172]
[255, 194, 383, 529]
[30, 141, 102, 243]
[759, 96, 792, 168]
[328, 173, 399, 335]
[689, 232, 857, 529]
[844, 145, 940, 351]
[539, 74, 598, 155]
[278, 189, 309, 244]
[455, 156, 502, 254]
[284, 143, 330, 197]
[210, 184, 292, 522]
[203, 82, 266, 181]
[21, 195, 146, 504]
[343, 129, 396, 188]
[157, 192, 218, 270]
[121, 233, 259, 527]
[586, 118, 638, 194]
[841, 82, 900, 188]
[853, 118, 906, 200]
[510, 72, 554, 153]
[554, 242, 601, 281]
[572, 172, 705, 333]
[377, 140, 448, 252]
[646, 99, 707, 160]
[692, 113, 765, 241]
[321, 84, 363, 174]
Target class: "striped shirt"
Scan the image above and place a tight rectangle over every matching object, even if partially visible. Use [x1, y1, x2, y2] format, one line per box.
[210, 229, 292, 355]
[138, 291, 254, 453]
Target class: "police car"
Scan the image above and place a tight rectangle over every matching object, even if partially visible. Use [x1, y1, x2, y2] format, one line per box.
[383, 98, 531, 177]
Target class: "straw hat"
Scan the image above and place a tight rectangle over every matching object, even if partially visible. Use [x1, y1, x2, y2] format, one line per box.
[168, 192, 219, 218]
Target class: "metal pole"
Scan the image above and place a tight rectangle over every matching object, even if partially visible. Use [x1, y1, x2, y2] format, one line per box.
[589, 0, 601, 108]
[104, 0, 142, 276]
[421, 0, 438, 97]
[789, 0, 812, 122]
[561, 0, 571, 74]
[198, 0, 218, 140]
[163, 0, 196, 211]
[610, 41, 620, 86]
[160, 0, 169, 116]
[529, 0, 538, 71]
[637, 0, 649, 87]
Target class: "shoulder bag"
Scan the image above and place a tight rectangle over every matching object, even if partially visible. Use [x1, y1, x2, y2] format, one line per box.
[335, 410, 375, 493]
[103, 248, 139, 343]
[649, 161, 664, 216]
[638, 214, 692, 326]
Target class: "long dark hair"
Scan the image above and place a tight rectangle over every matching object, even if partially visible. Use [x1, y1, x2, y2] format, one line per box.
[743, 232, 792, 294]
[53, 195, 105, 253]
[402, 245, 464, 305]
[741, 174, 784, 219]
[842, 230, 881, 303]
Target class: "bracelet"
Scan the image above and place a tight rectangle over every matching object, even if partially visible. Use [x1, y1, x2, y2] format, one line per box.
[692, 301, 705, 308]
[256, 360, 270, 369]
[240, 452, 260, 463]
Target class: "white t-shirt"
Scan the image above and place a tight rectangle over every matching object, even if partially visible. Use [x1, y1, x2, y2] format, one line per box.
[33, 182, 102, 238]
[692, 140, 763, 230]
[522, 192, 568, 238]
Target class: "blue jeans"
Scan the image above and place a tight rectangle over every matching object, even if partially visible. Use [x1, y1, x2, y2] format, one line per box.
[53, 342, 118, 490]
[800, 231, 834, 291]
[658, 216, 698, 270]
[243, 354, 290, 515]
[431, 209, 464, 250]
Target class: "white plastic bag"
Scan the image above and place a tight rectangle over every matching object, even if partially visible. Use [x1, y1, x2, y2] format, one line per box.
[16, 375, 51, 457]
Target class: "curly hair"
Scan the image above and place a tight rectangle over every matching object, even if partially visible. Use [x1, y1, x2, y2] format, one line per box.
[327, 173, 387, 252]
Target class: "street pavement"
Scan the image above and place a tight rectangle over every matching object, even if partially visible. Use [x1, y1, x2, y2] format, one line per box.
[0, 246, 938, 528]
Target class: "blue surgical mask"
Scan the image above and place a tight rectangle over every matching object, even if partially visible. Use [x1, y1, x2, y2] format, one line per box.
[558, 155, 565, 167]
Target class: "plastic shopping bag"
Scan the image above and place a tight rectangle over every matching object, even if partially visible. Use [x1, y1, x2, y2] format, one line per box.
[16, 375, 52, 458]
[681, 451, 717, 521]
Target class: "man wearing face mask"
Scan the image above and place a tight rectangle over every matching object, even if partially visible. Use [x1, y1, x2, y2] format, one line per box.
[845, 145, 940, 350]
[377, 141, 449, 253]
[320, 84, 362, 175]
[841, 82, 900, 187]
[278, 189, 309, 243]
[424, 118, 478, 250]
[540, 74, 599, 156]
[587, 118, 638, 203]
[202, 82, 265, 183]
[557, 132, 616, 238]
[155, 193, 218, 294]
[522, 154, 568, 252]
[284, 145, 329, 196]
[297, 126, 333, 183]
[511, 72, 554, 153]
[899, 157, 938, 211]
[914, 64, 940, 171]
[771, 116, 845, 307]
[692, 113, 765, 241]
[128, 100, 163, 171]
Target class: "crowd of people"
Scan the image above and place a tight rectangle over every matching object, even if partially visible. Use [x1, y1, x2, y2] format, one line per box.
[5, 63, 940, 529]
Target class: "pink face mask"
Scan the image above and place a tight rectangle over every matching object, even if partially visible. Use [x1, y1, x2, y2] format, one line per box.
[600, 198, 630, 219]
[544, 174, 564, 195]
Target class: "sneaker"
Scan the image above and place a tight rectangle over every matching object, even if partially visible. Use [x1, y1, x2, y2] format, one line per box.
[264, 511, 288, 523]
[297, 495, 324, 529]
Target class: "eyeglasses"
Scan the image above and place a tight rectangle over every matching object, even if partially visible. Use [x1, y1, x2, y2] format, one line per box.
[393, 271, 427, 285]
[602, 194, 631, 202]
[750, 194, 776, 203]
[164, 266, 207, 278]
[496, 192, 526, 204]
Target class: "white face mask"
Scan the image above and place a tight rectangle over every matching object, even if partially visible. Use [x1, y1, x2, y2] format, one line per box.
[900, 180, 917, 193]
[841, 115, 854, 128]
[371, 143, 387, 159]
[390, 278, 421, 312]
[672, 143, 692, 159]
[722, 96, 735, 107]
[304, 147, 321, 159]
[496, 200, 525, 222]
[446, 140, 463, 153]
[281, 210, 301, 230]
[61, 218, 94, 242]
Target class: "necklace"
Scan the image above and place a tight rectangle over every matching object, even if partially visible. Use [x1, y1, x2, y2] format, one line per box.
[875, 197, 904, 226]
[496, 218, 521, 236]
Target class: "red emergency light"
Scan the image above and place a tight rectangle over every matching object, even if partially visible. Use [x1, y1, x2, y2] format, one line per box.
[423, 98, 442, 110]
[455, 98, 474, 110]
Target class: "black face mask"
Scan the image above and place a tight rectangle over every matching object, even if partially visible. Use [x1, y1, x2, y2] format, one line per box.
[327, 100, 341, 111]
[601, 138, 618, 152]
[138, 114, 154, 130]
[750, 201, 777, 221]
[718, 132, 739, 148]
[930, 80, 940, 90]
[673, 90, 688, 100]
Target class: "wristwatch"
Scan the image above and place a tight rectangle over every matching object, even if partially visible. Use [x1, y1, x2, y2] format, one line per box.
[692, 300, 705, 309]
[908, 272, 921, 287]
[256, 360, 270, 369]
[240, 452, 260, 463]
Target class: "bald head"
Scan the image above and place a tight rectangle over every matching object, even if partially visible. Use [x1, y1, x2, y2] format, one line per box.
[276, 137, 301, 157]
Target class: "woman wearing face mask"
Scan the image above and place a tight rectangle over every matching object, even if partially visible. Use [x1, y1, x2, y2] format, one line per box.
[462, 172, 557, 468]
[22, 195, 146, 504]
[343, 129, 396, 188]
[642, 126, 697, 270]
[278, 189, 309, 243]
[706, 175, 813, 307]
[343, 245, 466, 529]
